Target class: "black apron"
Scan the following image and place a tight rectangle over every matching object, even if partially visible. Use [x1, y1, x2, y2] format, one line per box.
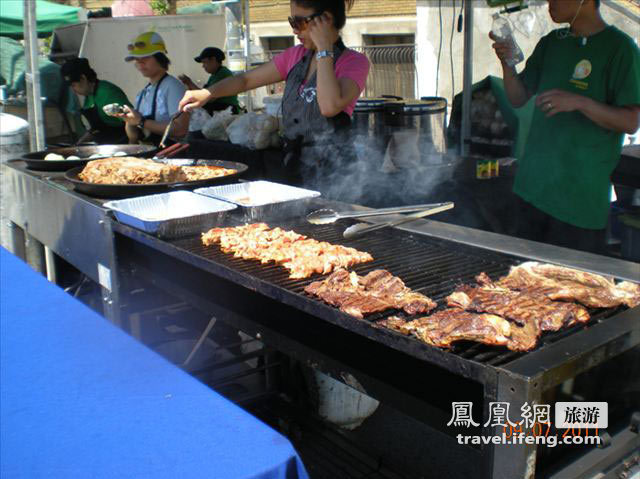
[136, 74, 169, 146]
[280, 38, 354, 189]
[81, 80, 127, 144]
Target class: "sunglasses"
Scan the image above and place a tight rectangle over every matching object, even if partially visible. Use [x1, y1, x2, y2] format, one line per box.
[127, 41, 147, 51]
[288, 12, 324, 30]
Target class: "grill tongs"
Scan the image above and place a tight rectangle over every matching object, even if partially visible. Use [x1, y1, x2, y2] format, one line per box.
[336, 202, 454, 239]
[159, 110, 185, 149]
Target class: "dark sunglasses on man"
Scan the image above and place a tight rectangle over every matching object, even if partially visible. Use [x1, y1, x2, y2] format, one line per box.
[288, 11, 324, 30]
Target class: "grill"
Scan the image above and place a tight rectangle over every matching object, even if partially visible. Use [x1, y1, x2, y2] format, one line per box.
[168, 219, 629, 371]
[112, 214, 639, 479]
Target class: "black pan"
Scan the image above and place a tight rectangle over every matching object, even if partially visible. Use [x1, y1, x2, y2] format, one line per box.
[21, 144, 158, 172]
[63, 159, 249, 198]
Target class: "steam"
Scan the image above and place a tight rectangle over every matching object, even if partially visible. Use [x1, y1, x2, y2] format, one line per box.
[299, 127, 454, 208]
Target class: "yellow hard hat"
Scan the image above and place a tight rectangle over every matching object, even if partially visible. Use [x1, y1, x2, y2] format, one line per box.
[125, 32, 167, 61]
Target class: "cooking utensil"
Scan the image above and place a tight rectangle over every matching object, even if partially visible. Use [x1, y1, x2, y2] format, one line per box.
[343, 201, 454, 239]
[307, 203, 449, 225]
[63, 159, 249, 199]
[21, 144, 157, 172]
[159, 111, 184, 148]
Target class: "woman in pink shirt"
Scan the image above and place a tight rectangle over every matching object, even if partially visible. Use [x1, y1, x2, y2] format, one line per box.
[179, 0, 370, 187]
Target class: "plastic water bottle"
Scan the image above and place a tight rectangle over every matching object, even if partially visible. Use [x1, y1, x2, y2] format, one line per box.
[491, 13, 524, 67]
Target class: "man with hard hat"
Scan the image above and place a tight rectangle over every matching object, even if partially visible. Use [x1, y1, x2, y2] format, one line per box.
[117, 32, 189, 145]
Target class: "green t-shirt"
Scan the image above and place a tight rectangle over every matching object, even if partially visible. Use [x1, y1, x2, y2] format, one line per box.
[204, 66, 240, 107]
[515, 26, 640, 229]
[83, 79, 132, 128]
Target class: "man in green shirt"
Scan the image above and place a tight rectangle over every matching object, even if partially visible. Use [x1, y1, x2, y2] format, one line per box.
[179, 47, 241, 115]
[61, 58, 131, 144]
[490, 0, 640, 254]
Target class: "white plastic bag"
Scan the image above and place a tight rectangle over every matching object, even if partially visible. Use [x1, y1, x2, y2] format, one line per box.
[201, 107, 235, 141]
[226, 112, 279, 150]
[188, 107, 211, 132]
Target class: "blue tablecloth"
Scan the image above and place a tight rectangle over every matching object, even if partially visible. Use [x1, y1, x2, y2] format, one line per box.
[0, 248, 308, 479]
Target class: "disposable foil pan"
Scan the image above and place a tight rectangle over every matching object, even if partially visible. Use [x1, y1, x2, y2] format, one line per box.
[104, 190, 236, 238]
[194, 181, 321, 221]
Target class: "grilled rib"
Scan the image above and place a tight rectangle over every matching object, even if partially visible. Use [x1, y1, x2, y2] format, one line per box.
[379, 310, 512, 349]
[446, 283, 590, 331]
[495, 262, 640, 309]
[305, 269, 437, 319]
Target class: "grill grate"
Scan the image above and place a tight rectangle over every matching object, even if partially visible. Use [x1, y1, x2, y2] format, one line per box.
[171, 219, 629, 369]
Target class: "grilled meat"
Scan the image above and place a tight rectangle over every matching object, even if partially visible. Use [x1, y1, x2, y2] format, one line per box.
[305, 269, 437, 319]
[379, 310, 539, 352]
[379, 310, 512, 348]
[78, 158, 235, 184]
[201, 224, 373, 279]
[446, 283, 590, 331]
[496, 262, 640, 309]
[181, 165, 236, 181]
[78, 157, 187, 184]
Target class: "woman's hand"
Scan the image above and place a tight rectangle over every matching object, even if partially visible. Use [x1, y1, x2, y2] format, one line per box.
[489, 32, 514, 68]
[178, 88, 213, 112]
[114, 105, 143, 126]
[308, 12, 336, 52]
[536, 89, 584, 118]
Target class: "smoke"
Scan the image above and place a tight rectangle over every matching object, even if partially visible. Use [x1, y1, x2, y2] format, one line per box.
[299, 126, 456, 208]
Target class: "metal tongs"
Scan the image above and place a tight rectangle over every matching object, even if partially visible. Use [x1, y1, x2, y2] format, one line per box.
[159, 111, 185, 148]
[307, 203, 449, 225]
[342, 202, 454, 239]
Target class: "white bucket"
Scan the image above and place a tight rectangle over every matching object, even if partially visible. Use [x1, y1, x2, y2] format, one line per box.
[0, 113, 29, 251]
[312, 370, 380, 430]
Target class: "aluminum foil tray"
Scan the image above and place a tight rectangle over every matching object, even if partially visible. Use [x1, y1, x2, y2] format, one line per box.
[195, 181, 321, 221]
[104, 191, 236, 239]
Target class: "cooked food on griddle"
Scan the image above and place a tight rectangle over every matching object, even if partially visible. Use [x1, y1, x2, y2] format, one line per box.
[304, 269, 437, 319]
[79, 157, 187, 184]
[446, 282, 590, 331]
[492, 262, 640, 309]
[201, 223, 373, 279]
[78, 157, 236, 185]
[379, 310, 513, 349]
[181, 165, 237, 181]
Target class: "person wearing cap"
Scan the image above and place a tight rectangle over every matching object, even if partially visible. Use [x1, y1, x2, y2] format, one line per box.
[61, 58, 131, 144]
[179, 47, 240, 115]
[117, 32, 189, 146]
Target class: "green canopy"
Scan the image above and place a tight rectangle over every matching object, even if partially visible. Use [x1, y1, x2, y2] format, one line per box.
[0, 0, 80, 39]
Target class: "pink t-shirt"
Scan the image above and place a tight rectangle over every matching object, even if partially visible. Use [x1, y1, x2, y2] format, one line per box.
[273, 44, 370, 116]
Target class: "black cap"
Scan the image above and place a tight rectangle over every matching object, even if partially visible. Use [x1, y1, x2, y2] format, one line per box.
[61, 57, 95, 82]
[194, 47, 225, 63]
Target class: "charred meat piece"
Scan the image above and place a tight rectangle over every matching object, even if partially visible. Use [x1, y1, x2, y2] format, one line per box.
[379, 310, 538, 352]
[446, 283, 590, 331]
[304, 269, 437, 319]
[399, 310, 513, 349]
[497, 262, 639, 309]
[201, 224, 373, 279]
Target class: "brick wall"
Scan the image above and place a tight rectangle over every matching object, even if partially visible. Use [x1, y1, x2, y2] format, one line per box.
[249, 0, 416, 23]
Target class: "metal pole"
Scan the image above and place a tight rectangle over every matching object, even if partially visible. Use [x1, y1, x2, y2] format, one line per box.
[24, 0, 56, 281]
[460, 0, 474, 156]
[23, 0, 46, 151]
[243, 0, 252, 112]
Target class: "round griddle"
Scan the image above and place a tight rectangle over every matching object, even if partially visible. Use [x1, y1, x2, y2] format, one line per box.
[63, 159, 249, 198]
[22, 144, 157, 172]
